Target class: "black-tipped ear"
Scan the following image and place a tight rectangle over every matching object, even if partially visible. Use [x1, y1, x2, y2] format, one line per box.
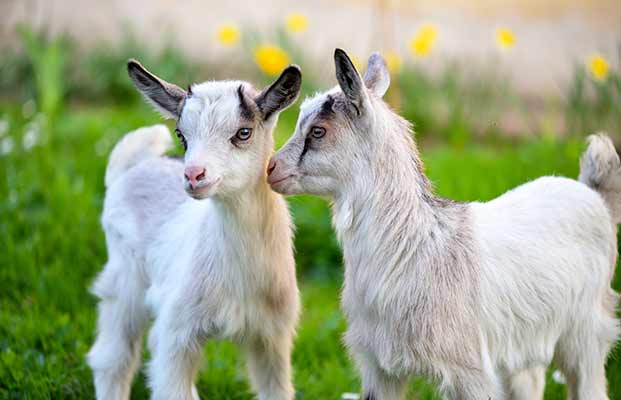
[127, 59, 187, 119]
[334, 48, 367, 115]
[363, 52, 390, 98]
[255, 65, 302, 120]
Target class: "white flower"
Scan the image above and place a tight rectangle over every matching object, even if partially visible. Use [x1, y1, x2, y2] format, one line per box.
[341, 393, 360, 400]
[22, 122, 41, 151]
[1, 137, 14, 155]
[552, 370, 566, 384]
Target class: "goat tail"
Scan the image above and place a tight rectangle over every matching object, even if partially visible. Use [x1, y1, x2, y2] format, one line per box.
[579, 133, 621, 224]
[105, 124, 173, 187]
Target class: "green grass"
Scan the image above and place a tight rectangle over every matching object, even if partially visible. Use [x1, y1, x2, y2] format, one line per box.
[0, 102, 620, 399]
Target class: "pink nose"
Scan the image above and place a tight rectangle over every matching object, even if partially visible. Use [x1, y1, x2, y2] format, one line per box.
[184, 166, 206, 187]
[267, 159, 277, 176]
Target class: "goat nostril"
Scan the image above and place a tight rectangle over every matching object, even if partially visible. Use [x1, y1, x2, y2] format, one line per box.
[196, 169, 206, 181]
[267, 160, 277, 176]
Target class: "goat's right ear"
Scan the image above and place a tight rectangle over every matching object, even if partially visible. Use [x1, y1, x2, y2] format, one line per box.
[127, 59, 187, 119]
[255, 65, 302, 120]
[334, 48, 368, 116]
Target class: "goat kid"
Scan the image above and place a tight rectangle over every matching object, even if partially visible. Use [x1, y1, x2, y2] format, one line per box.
[88, 60, 302, 400]
[268, 49, 621, 400]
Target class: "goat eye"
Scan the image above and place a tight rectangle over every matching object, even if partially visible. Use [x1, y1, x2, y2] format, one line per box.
[175, 128, 187, 151]
[310, 126, 326, 139]
[235, 128, 253, 142]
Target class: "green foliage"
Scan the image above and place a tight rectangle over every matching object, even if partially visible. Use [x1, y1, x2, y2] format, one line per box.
[68, 30, 199, 104]
[18, 26, 68, 119]
[396, 61, 517, 145]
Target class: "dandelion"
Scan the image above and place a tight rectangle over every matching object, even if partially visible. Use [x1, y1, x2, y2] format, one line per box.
[1, 137, 14, 155]
[496, 27, 516, 50]
[589, 54, 609, 81]
[285, 12, 308, 33]
[409, 24, 438, 58]
[385, 51, 402, 73]
[216, 24, 240, 46]
[254, 44, 291, 76]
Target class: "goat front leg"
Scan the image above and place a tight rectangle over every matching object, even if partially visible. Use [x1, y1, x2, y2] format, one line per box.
[245, 332, 295, 400]
[505, 366, 545, 400]
[147, 306, 205, 400]
[444, 368, 504, 400]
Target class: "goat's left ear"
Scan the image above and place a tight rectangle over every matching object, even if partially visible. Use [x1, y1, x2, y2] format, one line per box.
[255, 65, 302, 120]
[363, 52, 390, 98]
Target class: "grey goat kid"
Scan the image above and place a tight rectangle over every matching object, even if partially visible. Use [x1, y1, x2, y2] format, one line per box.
[88, 60, 302, 400]
[268, 48, 621, 400]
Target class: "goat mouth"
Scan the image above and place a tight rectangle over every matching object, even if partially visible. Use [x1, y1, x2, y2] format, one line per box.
[186, 178, 221, 199]
[268, 175, 292, 187]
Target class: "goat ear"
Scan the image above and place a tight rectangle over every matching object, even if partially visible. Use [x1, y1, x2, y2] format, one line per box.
[127, 59, 186, 119]
[334, 48, 368, 115]
[363, 52, 390, 98]
[255, 65, 302, 120]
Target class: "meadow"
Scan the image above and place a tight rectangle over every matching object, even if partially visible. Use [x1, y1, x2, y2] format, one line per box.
[0, 25, 620, 399]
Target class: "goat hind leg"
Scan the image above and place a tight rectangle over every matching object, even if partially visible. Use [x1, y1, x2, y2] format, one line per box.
[87, 261, 148, 400]
[355, 355, 407, 400]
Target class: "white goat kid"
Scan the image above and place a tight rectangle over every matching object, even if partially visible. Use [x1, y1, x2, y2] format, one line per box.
[268, 49, 621, 400]
[87, 60, 302, 400]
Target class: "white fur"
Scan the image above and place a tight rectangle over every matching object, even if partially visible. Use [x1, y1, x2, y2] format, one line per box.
[270, 51, 621, 399]
[104, 124, 173, 187]
[88, 76, 300, 400]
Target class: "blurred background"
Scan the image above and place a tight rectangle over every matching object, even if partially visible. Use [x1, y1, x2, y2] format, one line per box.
[0, 0, 620, 398]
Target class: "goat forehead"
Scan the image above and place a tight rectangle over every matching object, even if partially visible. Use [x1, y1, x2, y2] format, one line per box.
[181, 81, 253, 134]
[300, 87, 340, 115]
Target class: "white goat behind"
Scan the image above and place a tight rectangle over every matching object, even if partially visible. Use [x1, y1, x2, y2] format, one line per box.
[268, 49, 621, 400]
[87, 60, 302, 400]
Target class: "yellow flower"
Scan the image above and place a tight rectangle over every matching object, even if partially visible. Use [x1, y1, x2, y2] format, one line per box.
[254, 45, 291, 76]
[216, 24, 240, 46]
[285, 13, 308, 33]
[496, 27, 516, 50]
[409, 24, 438, 58]
[589, 55, 609, 81]
[385, 51, 402, 73]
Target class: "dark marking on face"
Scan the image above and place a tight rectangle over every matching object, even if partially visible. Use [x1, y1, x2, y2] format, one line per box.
[237, 85, 255, 121]
[318, 95, 335, 120]
[298, 136, 311, 165]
